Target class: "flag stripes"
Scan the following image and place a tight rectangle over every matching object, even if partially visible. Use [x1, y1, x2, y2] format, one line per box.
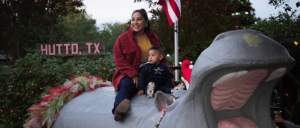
[158, 0, 181, 26]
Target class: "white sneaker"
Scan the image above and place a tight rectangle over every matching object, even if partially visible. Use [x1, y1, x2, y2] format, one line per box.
[147, 82, 155, 98]
[171, 83, 185, 93]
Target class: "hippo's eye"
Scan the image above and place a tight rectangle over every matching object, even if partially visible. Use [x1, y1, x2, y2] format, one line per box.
[265, 67, 286, 82]
[212, 70, 248, 88]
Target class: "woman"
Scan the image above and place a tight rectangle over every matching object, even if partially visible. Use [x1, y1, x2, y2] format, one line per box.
[274, 101, 300, 128]
[112, 9, 173, 121]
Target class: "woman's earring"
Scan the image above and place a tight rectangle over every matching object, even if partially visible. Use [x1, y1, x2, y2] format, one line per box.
[145, 24, 148, 28]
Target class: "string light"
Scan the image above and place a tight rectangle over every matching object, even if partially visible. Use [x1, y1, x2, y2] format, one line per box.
[243, 27, 246, 29]
[245, 12, 248, 15]
[155, 108, 167, 127]
[241, 1, 243, 4]
[295, 41, 298, 46]
[178, 47, 180, 49]
[235, 25, 239, 28]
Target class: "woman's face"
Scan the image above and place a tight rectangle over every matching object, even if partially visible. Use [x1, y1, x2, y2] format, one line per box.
[131, 12, 147, 34]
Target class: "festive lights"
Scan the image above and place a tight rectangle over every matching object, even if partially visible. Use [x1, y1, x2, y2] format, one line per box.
[295, 41, 298, 46]
[155, 108, 167, 128]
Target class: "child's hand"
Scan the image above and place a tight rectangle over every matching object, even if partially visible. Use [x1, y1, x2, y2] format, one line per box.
[137, 90, 144, 95]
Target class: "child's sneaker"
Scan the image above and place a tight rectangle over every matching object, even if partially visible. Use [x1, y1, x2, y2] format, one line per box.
[147, 82, 155, 98]
[171, 83, 186, 93]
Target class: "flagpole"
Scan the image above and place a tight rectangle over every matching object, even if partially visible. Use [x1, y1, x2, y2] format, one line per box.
[174, 21, 179, 81]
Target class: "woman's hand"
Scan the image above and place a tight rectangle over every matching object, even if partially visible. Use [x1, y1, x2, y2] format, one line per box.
[137, 90, 144, 95]
[274, 115, 286, 124]
[133, 76, 139, 88]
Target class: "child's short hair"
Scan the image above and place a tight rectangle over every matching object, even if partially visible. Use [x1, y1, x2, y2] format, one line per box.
[149, 46, 164, 55]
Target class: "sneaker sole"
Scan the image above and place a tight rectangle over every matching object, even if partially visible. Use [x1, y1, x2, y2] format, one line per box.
[147, 82, 155, 98]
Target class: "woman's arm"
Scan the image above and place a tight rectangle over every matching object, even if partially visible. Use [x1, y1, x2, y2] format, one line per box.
[286, 121, 300, 128]
[274, 115, 300, 128]
[114, 37, 139, 78]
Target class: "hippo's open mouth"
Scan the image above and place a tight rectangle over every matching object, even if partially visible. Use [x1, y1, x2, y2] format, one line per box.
[210, 67, 286, 128]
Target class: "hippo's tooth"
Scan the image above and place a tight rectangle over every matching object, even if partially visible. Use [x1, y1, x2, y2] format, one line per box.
[212, 71, 248, 88]
[265, 67, 286, 82]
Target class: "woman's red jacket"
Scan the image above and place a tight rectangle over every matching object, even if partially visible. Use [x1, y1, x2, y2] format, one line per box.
[112, 27, 173, 90]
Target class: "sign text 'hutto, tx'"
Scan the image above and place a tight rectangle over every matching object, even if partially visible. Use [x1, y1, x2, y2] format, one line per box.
[36, 42, 105, 56]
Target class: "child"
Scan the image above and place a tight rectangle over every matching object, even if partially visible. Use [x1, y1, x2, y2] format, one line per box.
[136, 46, 185, 98]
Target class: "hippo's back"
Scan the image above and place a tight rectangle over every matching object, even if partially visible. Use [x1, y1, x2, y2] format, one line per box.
[52, 87, 158, 128]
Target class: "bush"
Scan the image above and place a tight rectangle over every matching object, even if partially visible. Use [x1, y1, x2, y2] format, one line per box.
[0, 51, 115, 127]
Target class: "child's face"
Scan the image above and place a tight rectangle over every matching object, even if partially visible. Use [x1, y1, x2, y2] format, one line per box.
[148, 49, 163, 65]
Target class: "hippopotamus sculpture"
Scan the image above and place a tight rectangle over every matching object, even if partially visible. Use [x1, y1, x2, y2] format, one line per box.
[52, 30, 295, 128]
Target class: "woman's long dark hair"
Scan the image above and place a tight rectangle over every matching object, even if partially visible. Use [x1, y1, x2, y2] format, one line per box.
[290, 101, 300, 125]
[127, 9, 150, 31]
